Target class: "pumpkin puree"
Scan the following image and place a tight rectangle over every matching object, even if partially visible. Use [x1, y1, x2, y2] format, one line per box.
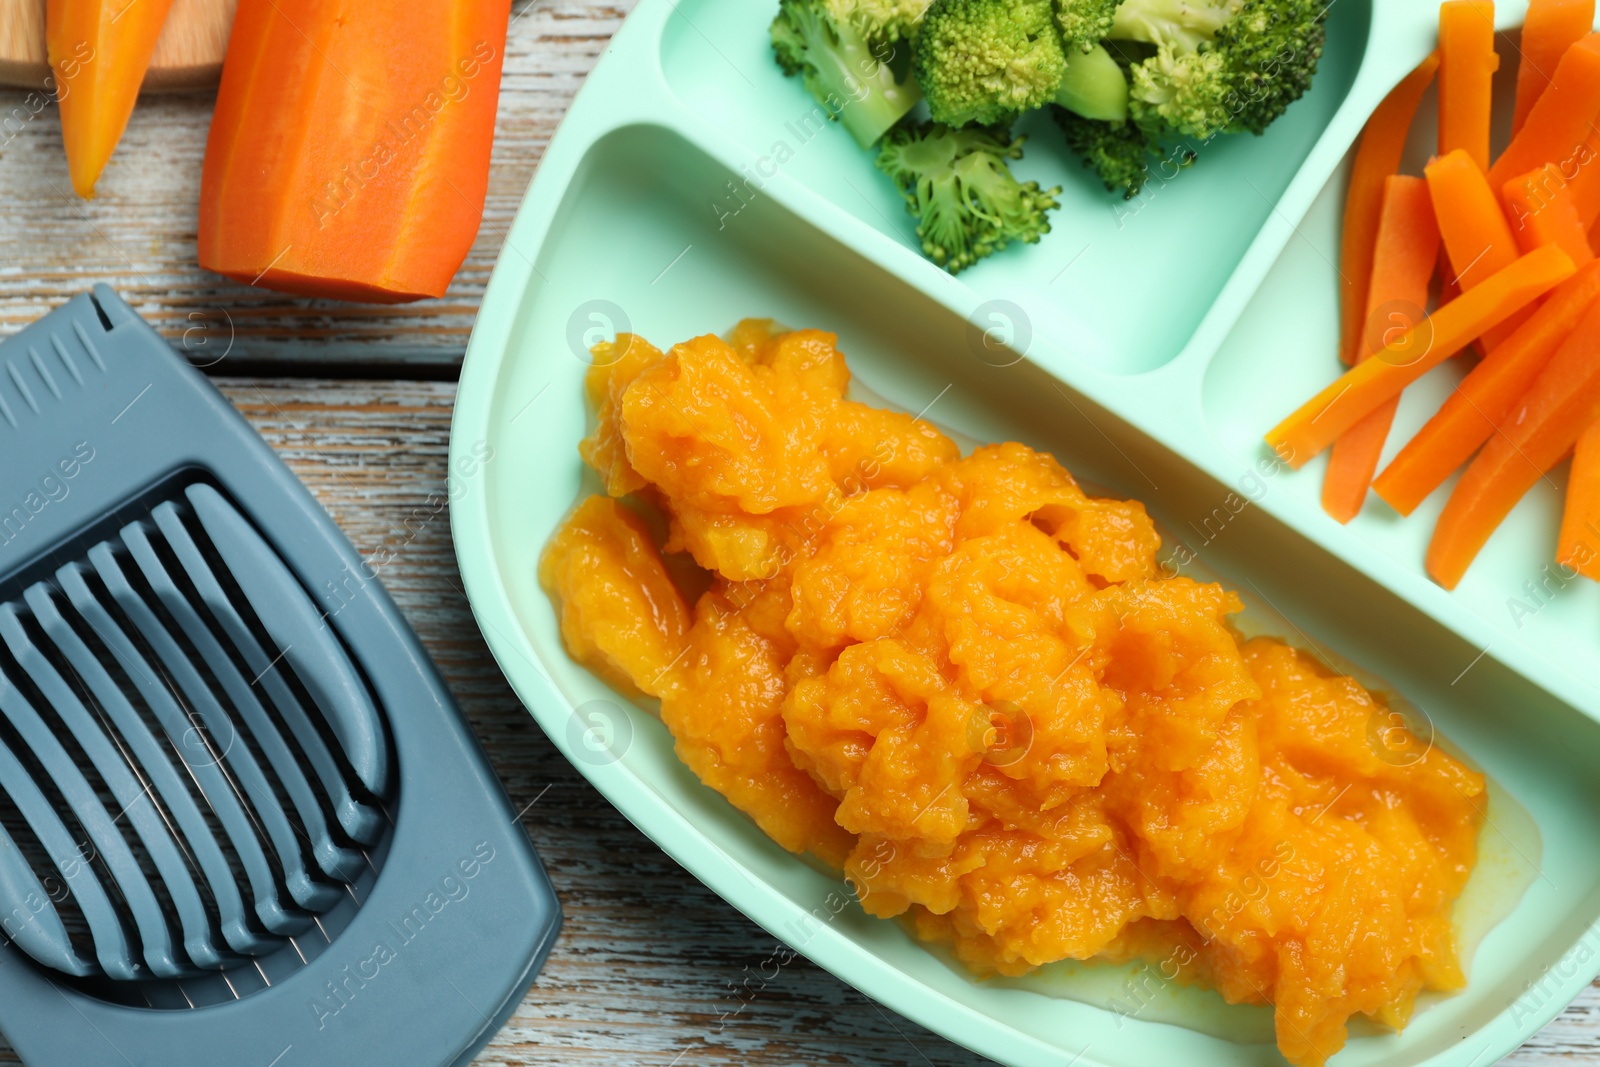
[540, 322, 1485, 1067]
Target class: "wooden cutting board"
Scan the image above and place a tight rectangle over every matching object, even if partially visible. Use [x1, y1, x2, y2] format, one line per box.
[0, 0, 234, 91]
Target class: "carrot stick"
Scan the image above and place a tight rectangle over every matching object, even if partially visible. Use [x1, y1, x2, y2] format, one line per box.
[1563, 126, 1600, 228]
[1338, 53, 1441, 367]
[1430, 150, 1521, 285]
[1513, 0, 1598, 134]
[1488, 33, 1600, 189]
[1557, 416, 1600, 576]
[1439, 0, 1500, 171]
[1267, 245, 1577, 467]
[1427, 294, 1600, 587]
[1428, 149, 1535, 348]
[1503, 164, 1596, 264]
[1373, 259, 1600, 513]
[48, 0, 179, 198]
[1323, 177, 1441, 522]
[1322, 403, 1400, 521]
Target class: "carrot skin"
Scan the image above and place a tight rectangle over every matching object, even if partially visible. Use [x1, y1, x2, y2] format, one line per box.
[1489, 33, 1600, 190]
[198, 0, 512, 302]
[49, 0, 178, 198]
[1323, 176, 1441, 522]
[1267, 245, 1577, 467]
[1513, 0, 1598, 133]
[1439, 0, 1500, 171]
[1427, 295, 1600, 587]
[1339, 53, 1441, 367]
[1373, 259, 1600, 514]
[1558, 417, 1600, 576]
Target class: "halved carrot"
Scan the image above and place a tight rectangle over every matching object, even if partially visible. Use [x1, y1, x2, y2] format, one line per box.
[1267, 245, 1577, 467]
[1557, 416, 1600, 576]
[1503, 164, 1595, 264]
[1488, 33, 1600, 189]
[1439, 0, 1500, 171]
[1373, 259, 1600, 513]
[1428, 149, 1534, 348]
[198, 0, 512, 301]
[1339, 53, 1441, 367]
[49, 0, 178, 198]
[1513, 0, 1597, 134]
[1323, 177, 1441, 523]
[1427, 294, 1600, 587]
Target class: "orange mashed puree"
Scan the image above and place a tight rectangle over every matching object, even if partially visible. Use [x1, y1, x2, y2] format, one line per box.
[540, 322, 1485, 1067]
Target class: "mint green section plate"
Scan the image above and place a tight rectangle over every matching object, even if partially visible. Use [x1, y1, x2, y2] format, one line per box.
[451, 2, 1600, 1064]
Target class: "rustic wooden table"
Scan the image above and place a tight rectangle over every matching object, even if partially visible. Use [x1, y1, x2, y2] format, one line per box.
[0, 1, 1594, 1064]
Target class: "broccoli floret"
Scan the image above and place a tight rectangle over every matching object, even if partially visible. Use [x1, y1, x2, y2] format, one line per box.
[1055, 42, 1129, 122]
[877, 121, 1061, 274]
[1108, 0, 1325, 140]
[913, 0, 1066, 127]
[1128, 42, 1230, 137]
[823, 0, 931, 41]
[1214, 0, 1326, 134]
[1110, 0, 1232, 53]
[771, 0, 924, 148]
[1056, 0, 1125, 53]
[1053, 107, 1153, 198]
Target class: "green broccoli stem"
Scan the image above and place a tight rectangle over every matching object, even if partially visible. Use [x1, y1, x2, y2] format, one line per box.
[1053, 44, 1128, 122]
[813, 21, 923, 147]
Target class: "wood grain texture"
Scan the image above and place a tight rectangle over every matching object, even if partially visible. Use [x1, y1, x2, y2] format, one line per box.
[0, 0, 234, 91]
[0, 0, 629, 372]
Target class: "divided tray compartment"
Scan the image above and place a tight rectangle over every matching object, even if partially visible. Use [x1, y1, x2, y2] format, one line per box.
[450, 3, 1600, 1065]
[0, 287, 561, 1067]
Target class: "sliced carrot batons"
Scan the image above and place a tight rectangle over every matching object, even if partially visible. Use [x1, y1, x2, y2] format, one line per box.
[1512, 0, 1597, 133]
[1338, 53, 1441, 367]
[1269, 245, 1576, 466]
[1322, 176, 1441, 523]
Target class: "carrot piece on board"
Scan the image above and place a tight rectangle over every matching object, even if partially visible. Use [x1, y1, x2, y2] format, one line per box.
[1323, 176, 1441, 523]
[1427, 295, 1600, 587]
[1373, 259, 1600, 513]
[1439, 0, 1500, 171]
[1503, 164, 1596, 264]
[1267, 245, 1576, 467]
[1558, 416, 1600, 576]
[48, 0, 178, 198]
[1428, 149, 1535, 348]
[1338, 53, 1441, 367]
[1513, 0, 1598, 133]
[198, 0, 512, 302]
[1489, 33, 1600, 189]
